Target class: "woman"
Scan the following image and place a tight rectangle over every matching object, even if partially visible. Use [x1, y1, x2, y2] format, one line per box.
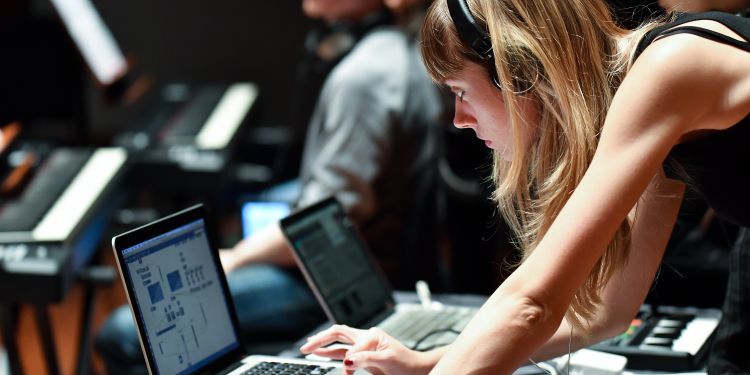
[301, 0, 750, 373]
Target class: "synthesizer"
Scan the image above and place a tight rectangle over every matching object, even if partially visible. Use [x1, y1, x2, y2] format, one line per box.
[0, 146, 128, 303]
[592, 304, 721, 371]
[117, 82, 258, 173]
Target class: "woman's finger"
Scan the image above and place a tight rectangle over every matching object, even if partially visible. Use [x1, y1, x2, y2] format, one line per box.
[300, 325, 362, 353]
[345, 327, 383, 356]
[300, 335, 344, 353]
[310, 346, 348, 359]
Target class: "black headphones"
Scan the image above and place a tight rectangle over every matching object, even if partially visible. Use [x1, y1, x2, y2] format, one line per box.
[447, 0, 540, 93]
[446, 0, 502, 89]
[447, 0, 493, 60]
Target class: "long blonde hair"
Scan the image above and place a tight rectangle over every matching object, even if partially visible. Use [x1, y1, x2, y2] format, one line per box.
[421, 0, 661, 329]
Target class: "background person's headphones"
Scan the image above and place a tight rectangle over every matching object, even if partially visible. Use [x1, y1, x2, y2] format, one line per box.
[306, 7, 394, 65]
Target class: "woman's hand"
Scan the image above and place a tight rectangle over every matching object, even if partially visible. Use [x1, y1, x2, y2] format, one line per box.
[300, 325, 434, 375]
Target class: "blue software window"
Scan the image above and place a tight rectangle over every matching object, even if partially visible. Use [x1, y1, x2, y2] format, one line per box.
[167, 270, 183, 292]
[148, 282, 164, 304]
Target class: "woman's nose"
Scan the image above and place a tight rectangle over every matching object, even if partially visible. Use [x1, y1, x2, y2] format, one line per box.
[453, 104, 474, 129]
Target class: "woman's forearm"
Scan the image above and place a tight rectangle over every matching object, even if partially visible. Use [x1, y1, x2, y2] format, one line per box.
[416, 319, 581, 373]
[431, 292, 565, 374]
[528, 318, 614, 362]
[528, 318, 577, 361]
[415, 345, 451, 373]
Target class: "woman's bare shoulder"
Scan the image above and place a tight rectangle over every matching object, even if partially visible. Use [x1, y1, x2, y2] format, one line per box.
[617, 24, 750, 137]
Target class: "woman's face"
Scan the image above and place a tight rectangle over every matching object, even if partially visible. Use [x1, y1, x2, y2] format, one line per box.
[444, 61, 538, 160]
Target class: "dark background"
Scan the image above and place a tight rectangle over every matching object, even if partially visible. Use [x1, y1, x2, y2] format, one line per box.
[0, 0, 664, 142]
[1, 0, 317, 142]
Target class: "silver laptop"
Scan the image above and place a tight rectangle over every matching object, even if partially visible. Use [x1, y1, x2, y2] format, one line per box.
[280, 197, 477, 351]
[111, 204, 366, 375]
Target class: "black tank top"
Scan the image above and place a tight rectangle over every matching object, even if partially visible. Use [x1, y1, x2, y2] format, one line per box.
[634, 12, 750, 227]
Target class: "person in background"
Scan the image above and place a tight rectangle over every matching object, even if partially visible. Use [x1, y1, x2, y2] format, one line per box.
[95, 1, 442, 374]
[300, 0, 750, 373]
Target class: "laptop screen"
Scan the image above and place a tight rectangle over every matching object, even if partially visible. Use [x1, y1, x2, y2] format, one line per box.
[241, 201, 290, 238]
[119, 218, 240, 375]
[281, 198, 393, 327]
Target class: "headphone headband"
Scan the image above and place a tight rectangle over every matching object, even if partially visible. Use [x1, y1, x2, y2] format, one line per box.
[446, 0, 493, 60]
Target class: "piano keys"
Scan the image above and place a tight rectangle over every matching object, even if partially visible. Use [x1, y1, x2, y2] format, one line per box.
[166, 83, 257, 150]
[592, 304, 721, 371]
[117, 82, 258, 173]
[0, 147, 128, 303]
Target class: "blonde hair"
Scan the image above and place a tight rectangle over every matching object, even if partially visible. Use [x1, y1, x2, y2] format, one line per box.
[421, 0, 663, 329]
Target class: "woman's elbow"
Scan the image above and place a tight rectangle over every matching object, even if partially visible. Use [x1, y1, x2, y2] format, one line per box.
[518, 297, 547, 325]
[508, 296, 561, 337]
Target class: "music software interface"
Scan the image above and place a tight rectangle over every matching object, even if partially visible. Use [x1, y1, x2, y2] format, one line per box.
[287, 205, 390, 325]
[122, 220, 238, 375]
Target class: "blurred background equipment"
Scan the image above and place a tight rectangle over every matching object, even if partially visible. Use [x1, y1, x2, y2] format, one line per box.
[0, 1, 315, 373]
[0, 0, 739, 373]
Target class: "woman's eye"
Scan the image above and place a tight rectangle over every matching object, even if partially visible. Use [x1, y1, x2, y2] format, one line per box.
[456, 90, 465, 103]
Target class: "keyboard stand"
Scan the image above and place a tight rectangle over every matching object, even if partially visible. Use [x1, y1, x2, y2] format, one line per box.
[0, 264, 116, 375]
[1, 305, 22, 375]
[75, 265, 116, 375]
[0, 302, 63, 375]
[36, 304, 61, 375]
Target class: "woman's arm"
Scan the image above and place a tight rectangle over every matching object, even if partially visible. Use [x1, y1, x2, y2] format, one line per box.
[432, 27, 750, 374]
[530, 171, 685, 361]
[298, 212, 670, 371]
[433, 139, 679, 374]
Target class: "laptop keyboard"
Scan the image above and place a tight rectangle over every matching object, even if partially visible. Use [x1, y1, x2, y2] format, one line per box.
[378, 305, 476, 349]
[241, 361, 336, 375]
